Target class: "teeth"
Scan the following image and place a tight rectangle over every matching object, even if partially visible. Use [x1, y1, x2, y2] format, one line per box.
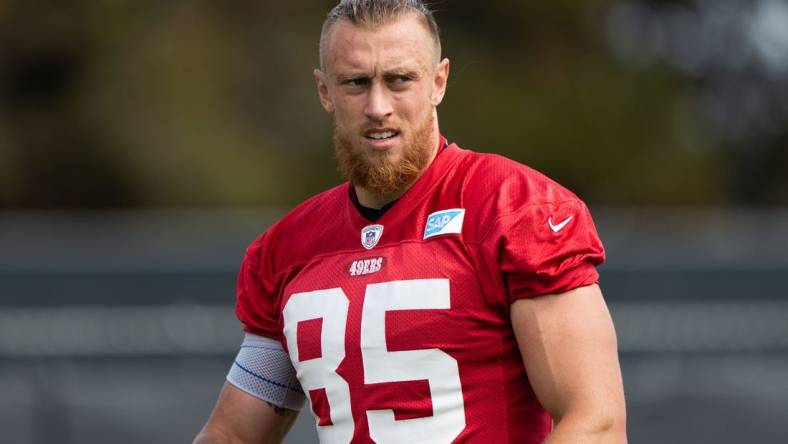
[368, 131, 396, 140]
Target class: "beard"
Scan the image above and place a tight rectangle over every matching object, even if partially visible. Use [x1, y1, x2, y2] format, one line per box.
[334, 113, 435, 197]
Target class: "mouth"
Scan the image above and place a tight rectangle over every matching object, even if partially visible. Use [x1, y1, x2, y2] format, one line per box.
[365, 129, 400, 141]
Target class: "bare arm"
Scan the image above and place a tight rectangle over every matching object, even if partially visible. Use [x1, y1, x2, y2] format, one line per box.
[511, 284, 626, 443]
[194, 382, 299, 444]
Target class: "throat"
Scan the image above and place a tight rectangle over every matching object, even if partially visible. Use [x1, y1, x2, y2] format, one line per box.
[354, 186, 403, 210]
[350, 186, 399, 222]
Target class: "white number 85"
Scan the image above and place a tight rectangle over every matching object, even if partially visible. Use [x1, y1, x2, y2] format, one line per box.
[283, 279, 466, 444]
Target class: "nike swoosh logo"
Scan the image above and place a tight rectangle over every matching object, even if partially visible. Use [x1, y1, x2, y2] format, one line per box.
[548, 216, 573, 233]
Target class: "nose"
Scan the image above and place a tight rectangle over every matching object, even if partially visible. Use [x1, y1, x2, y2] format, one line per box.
[364, 82, 393, 122]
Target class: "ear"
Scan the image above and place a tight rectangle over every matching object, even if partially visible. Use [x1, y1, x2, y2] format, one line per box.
[314, 68, 335, 113]
[431, 58, 450, 107]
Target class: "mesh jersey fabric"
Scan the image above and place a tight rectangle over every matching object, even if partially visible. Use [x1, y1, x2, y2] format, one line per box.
[234, 140, 605, 443]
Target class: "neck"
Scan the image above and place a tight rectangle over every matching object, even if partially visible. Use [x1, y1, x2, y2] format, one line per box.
[354, 129, 441, 209]
[354, 187, 402, 210]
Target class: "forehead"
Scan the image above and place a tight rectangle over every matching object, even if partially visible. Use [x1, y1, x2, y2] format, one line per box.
[324, 14, 435, 75]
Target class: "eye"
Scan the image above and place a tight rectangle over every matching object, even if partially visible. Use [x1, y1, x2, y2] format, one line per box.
[388, 75, 414, 90]
[343, 77, 370, 88]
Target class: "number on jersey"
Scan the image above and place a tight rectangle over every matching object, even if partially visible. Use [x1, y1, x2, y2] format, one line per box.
[282, 279, 466, 444]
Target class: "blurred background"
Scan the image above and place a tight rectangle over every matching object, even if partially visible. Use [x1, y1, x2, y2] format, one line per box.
[1, 0, 786, 443]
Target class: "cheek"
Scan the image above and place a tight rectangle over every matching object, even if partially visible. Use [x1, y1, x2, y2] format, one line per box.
[333, 104, 359, 130]
[335, 96, 365, 119]
[397, 91, 432, 120]
[411, 83, 434, 111]
[407, 100, 435, 127]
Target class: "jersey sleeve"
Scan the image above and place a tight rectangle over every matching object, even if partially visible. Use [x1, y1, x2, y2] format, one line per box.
[479, 197, 605, 304]
[235, 233, 281, 340]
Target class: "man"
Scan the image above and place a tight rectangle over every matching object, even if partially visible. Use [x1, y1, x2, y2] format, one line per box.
[195, 1, 626, 443]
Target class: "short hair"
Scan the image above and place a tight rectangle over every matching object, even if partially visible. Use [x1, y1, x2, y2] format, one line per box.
[319, 0, 442, 71]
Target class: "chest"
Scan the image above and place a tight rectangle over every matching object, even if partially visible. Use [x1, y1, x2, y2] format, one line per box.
[279, 238, 496, 354]
[276, 237, 514, 443]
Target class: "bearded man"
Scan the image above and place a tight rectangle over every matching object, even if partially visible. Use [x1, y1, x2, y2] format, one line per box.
[195, 1, 626, 443]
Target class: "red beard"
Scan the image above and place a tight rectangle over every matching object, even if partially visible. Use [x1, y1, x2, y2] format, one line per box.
[334, 113, 435, 196]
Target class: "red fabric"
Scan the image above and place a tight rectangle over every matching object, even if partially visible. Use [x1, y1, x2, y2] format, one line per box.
[297, 318, 323, 361]
[365, 379, 433, 421]
[236, 140, 605, 443]
[309, 388, 334, 426]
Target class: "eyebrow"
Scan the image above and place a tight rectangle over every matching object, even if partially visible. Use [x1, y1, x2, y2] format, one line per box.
[383, 68, 420, 79]
[335, 68, 421, 83]
[336, 72, 369, 83]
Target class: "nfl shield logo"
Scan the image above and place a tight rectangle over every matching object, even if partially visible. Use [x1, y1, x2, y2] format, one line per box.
[361, 224, 384, 250]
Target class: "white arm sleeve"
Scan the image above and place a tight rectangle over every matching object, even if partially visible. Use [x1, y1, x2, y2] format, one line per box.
[226, 333, 306, 411]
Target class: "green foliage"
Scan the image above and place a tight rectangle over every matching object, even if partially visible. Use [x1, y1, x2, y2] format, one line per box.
[0, 1, 753, 207]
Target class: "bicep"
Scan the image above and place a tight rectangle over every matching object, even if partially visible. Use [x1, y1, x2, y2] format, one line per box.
[196, 382, 299, 444]
[511, 284, 625, 423]
[195, 333, 306, 444]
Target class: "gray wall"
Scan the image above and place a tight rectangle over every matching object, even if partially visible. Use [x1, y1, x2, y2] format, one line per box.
[1, 208, 786, 443]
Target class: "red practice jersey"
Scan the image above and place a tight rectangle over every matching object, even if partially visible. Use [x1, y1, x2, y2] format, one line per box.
[236, 140, 605, 443]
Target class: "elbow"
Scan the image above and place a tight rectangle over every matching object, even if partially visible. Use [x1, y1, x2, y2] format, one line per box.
[592, 412, 627, 443]
[552, 408, 627, 443]
[192, 431, 218, 444]
[193, 427, 237, 444]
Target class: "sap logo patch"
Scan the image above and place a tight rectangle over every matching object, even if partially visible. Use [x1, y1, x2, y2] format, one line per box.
[423, 209, 466, 239]
[348, 257, 385, 277]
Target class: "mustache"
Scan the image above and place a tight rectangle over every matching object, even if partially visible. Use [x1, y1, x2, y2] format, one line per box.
[333, 114, 435, 196]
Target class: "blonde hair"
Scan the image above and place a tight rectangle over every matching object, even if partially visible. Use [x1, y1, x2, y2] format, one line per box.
[319, 0, 441, 70]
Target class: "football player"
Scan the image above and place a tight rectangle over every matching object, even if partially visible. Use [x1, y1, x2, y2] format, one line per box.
[195, 1, 626, 443]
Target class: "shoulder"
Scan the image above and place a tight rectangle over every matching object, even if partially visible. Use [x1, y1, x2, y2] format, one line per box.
[273, 183, 349, 232]
[450, 144, 584, 219]
[245, 183, 349, 275]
